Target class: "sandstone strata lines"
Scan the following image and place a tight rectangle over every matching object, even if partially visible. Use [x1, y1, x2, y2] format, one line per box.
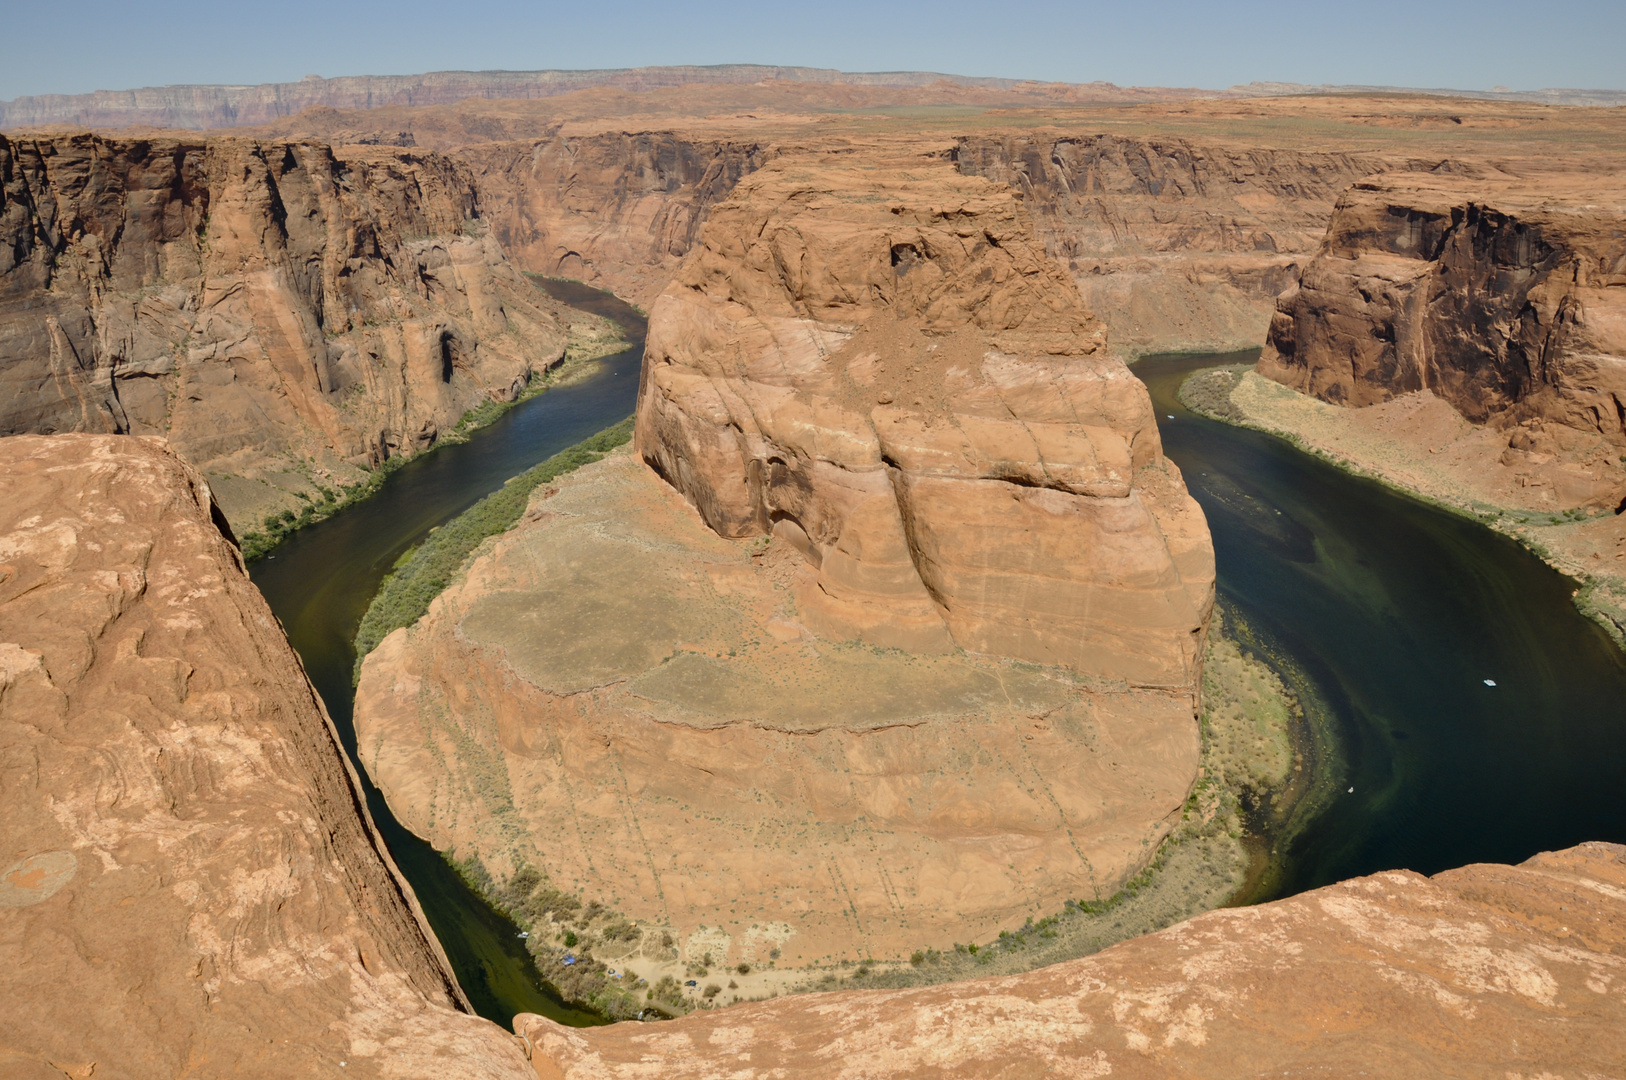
[636, 158, 1215, 684]
[0, 132, 580, 530]
[458, 135, 768, 304]
[0, 434, 530, 1078]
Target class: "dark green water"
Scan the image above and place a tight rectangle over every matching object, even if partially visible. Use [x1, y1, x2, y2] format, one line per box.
[249, 279, 643, 1028]
[1136, 351, 1626, 899]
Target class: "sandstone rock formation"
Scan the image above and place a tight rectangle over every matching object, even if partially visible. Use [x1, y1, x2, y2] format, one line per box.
[357, 448, 1201, 975]
[0, 132, 578, 529]
[1258, 173, 1626, 507]
[353, 155, 1213, 985]
[517, 841, 1626, 1078]
[636, 157, 1214, 683]
[0, 434, 530, 1078]
[953, 135, 1395, 355]
[458, 134, 768, 305]
[247, 88, 1626, 360]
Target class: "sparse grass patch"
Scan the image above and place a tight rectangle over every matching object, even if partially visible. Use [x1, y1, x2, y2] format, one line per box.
[352, 417, 634, 679]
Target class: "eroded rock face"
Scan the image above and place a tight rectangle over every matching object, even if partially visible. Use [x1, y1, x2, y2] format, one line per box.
[0, 435, 529, 1078]
[1259, 174, 1626, 483]
[0, 133, 571, 528]
[460, 135, 769, 305]
[636, 157, 1214, 685]
[517, 842, 1626, 1079]
[954, 134, 1395, 355]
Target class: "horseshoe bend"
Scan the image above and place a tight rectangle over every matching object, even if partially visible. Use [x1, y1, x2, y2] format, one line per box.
[354, 156, 1217, 981]
[5, 62, 1626, 1079]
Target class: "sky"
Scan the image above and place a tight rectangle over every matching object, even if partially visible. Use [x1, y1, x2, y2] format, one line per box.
[2, 0, 1622, 101]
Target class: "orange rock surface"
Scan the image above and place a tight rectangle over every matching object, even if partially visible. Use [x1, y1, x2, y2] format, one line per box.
[1260, 172, 1626, 467]
[353, 154, 1214, 979]
[636, 156, 1214, 684]
[0, 434, 529, 1078]
[517, 842, 1626, 1078]
[0, 133, 581, 530]
[357, 449, 1202, 972]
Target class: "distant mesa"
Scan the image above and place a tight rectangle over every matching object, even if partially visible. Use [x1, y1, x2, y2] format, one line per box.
[6, 65, 1621, 132]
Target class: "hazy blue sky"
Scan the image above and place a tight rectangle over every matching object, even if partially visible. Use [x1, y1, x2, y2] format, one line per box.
[2, 0, 1621, 100]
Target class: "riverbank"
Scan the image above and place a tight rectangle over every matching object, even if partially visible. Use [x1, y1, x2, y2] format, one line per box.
[353, 417, 634, 677]
[1180, 364, 1626, 647]
[235, 284, 627, 560]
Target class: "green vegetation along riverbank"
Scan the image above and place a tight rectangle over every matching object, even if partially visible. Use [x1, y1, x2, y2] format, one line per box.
[235, 299, 626, 561]
[352, 417, 634, 678]
[1180, 364, 1626, 648]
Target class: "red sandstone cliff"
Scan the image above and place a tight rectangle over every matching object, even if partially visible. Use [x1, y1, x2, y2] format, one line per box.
[635, 155, 1214, 686]
[952, 134, 1401, 354]
[0, 132, 574, 527]
[456, 134, 769, 305]
[1258, 173, 1626, 505]
[0, 434, 530, 1078]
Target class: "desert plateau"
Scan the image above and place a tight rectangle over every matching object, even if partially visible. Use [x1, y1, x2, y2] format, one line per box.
[3, 29, 1626, 1080]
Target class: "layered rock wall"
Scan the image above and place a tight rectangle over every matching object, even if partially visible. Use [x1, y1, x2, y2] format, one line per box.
[636, 156, 1213, 685]
[0, 434, 529, 1078]
[1259, 174, 1626, 450]
[953, 134, 1398, 353]
[456, 131, 1408, 354]
[0, 132, 571, 526]
[458, 134, 768, 305]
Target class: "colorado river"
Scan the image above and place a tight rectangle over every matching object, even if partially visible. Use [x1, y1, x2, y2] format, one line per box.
[250, 279, 643, 1027]
[250, 303, 1626, 1026]
[1136, 351, 1626, 899]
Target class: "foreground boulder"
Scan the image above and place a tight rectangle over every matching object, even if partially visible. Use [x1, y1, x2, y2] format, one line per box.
[0, 435, 529, 1078]
[517, 841, 1626, 1078]
[1258, 172, 1626, 508]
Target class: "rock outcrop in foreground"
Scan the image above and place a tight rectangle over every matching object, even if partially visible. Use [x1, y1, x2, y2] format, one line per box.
[518, 841, 1626, 1078]
[638, 158, 1214, 684]
[0, 133, 578, 529]
[1259, 173, 1626, 508]
[0, 435, 528, 1078]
